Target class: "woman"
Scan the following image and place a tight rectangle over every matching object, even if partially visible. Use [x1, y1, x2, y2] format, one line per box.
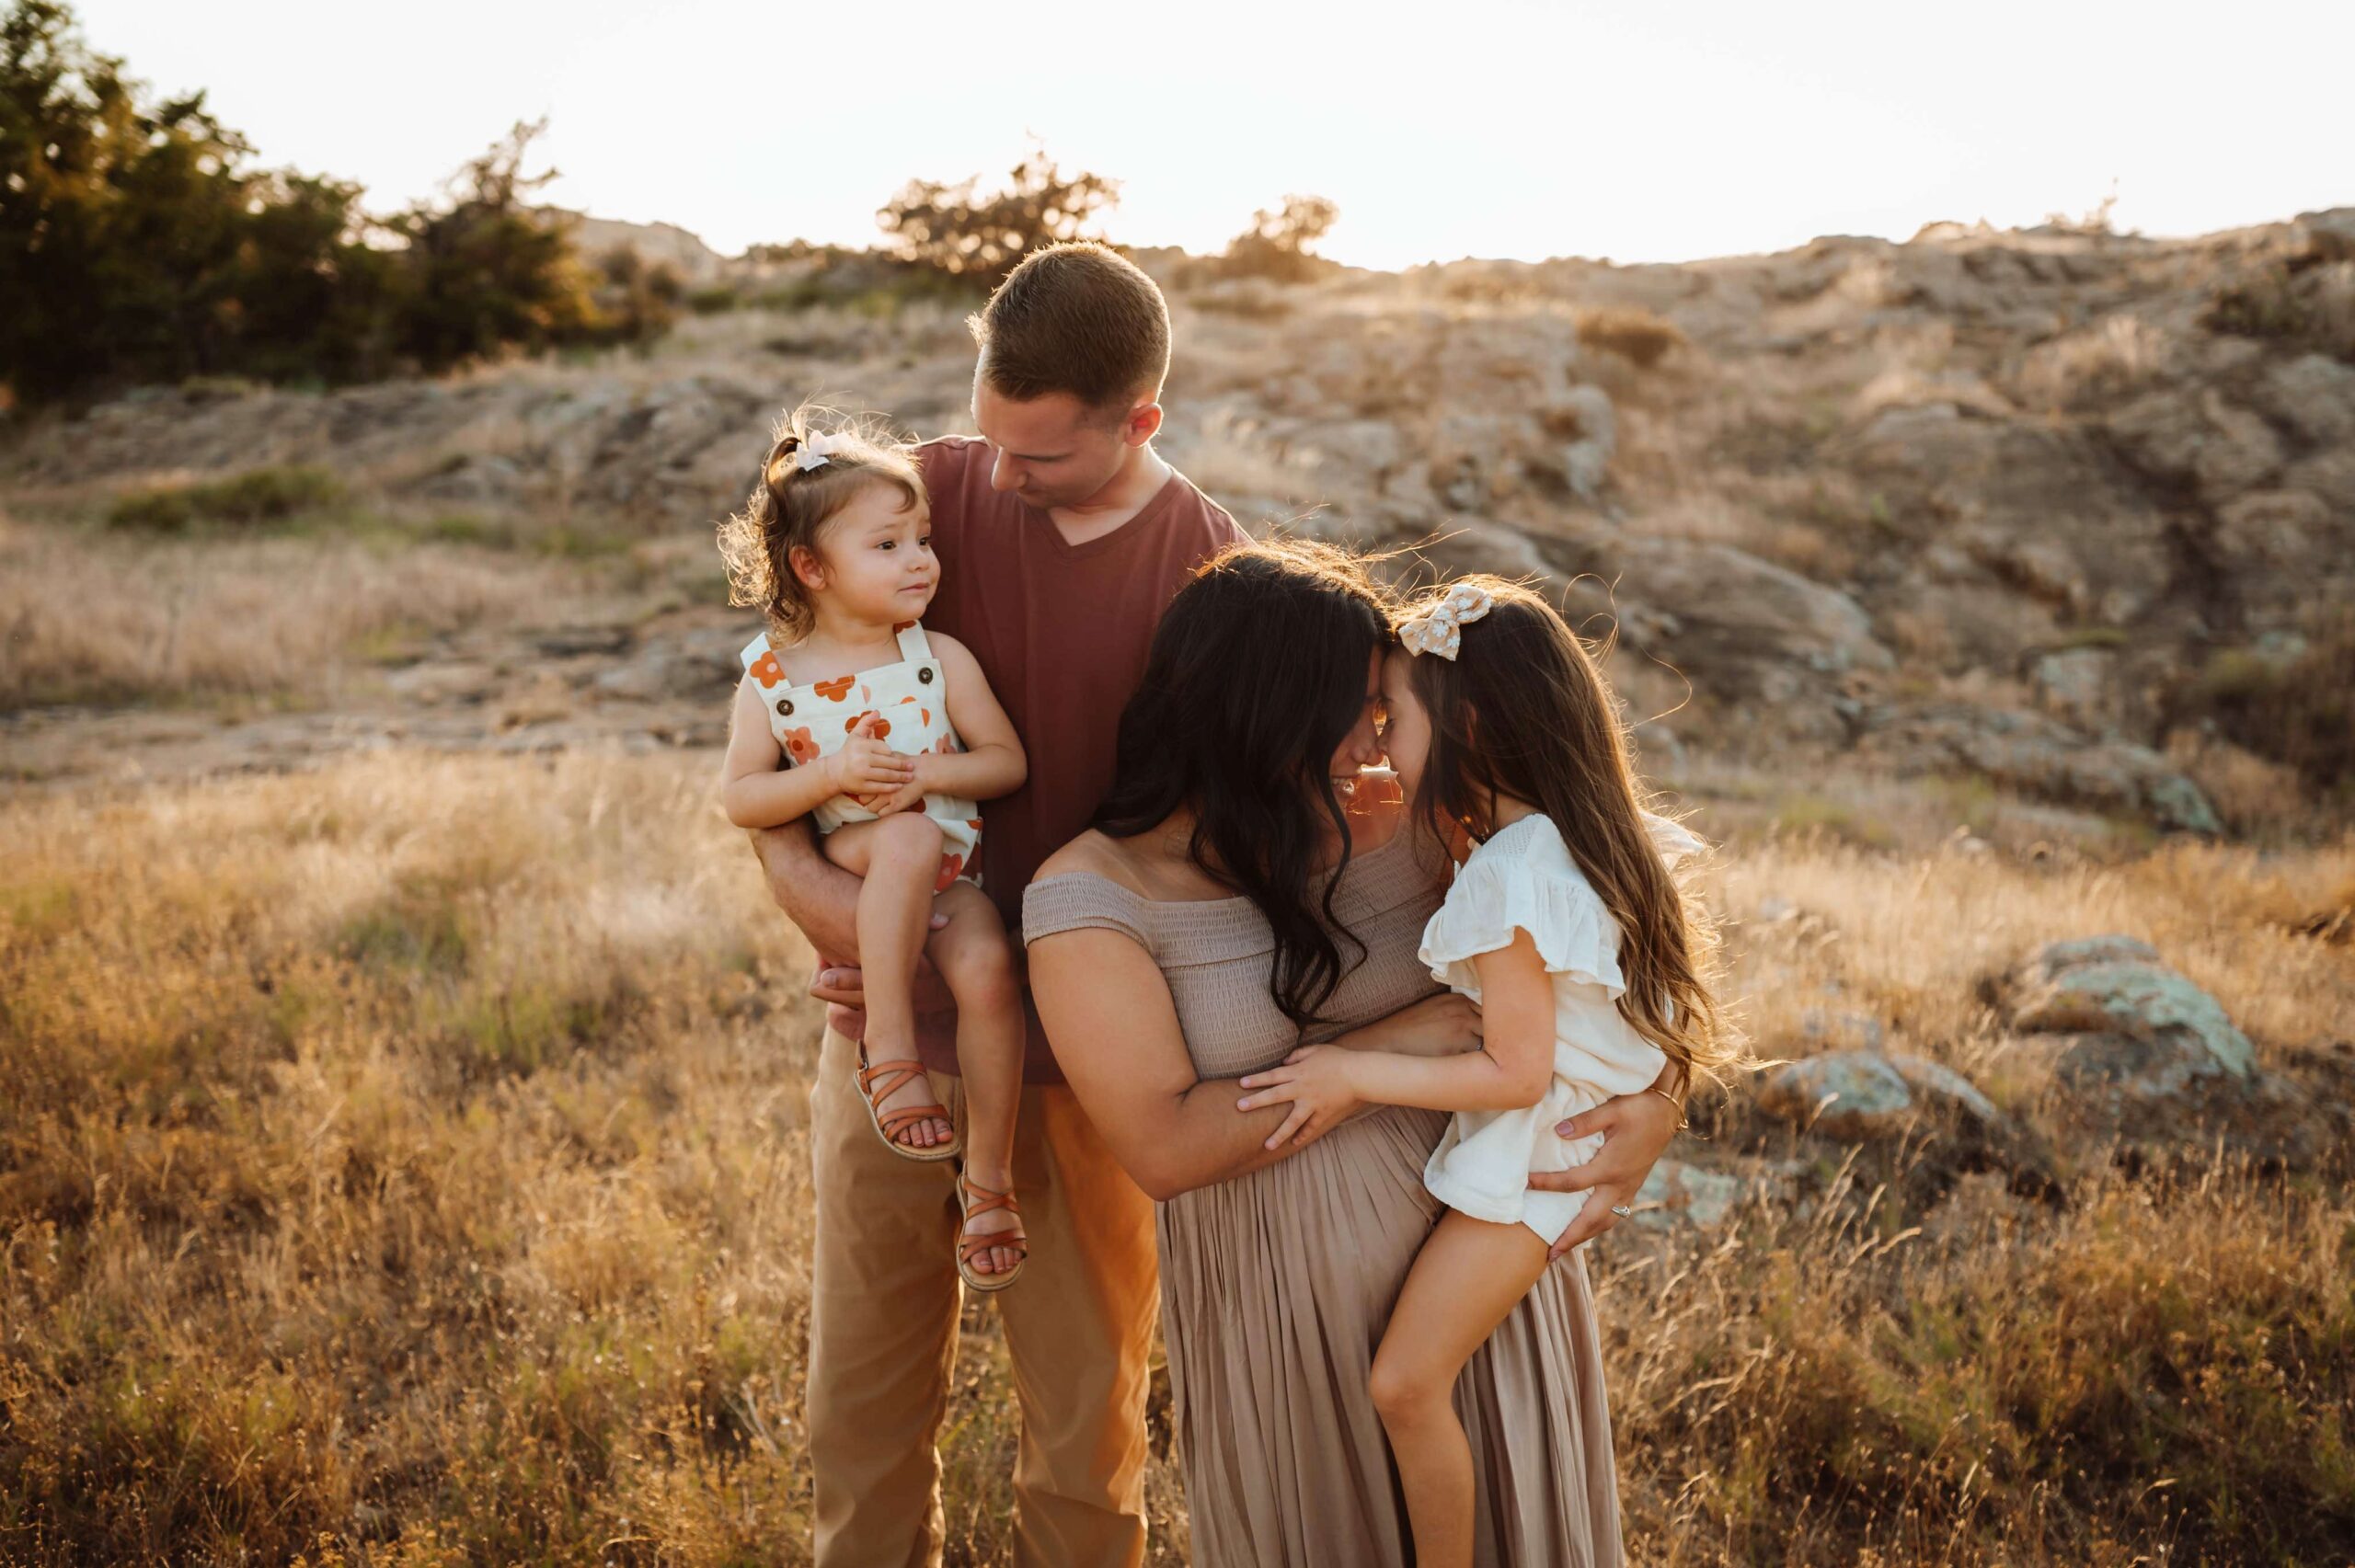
[1023, 540, 1682, 1565]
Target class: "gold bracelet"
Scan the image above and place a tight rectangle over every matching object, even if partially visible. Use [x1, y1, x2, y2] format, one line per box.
[1647, 1083, 1690, 1129]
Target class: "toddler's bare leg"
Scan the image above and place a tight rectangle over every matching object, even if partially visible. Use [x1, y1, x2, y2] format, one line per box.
[1369, 1210, 1552, 1568]
[929, 880, 1027, 1276]
[824, 815, 953, 1151]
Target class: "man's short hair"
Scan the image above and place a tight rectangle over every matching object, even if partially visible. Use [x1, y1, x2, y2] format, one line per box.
[969, 242, 1171, 416]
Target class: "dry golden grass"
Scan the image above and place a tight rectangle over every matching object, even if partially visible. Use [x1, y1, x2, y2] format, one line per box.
[0, 512, 591, 709]
[3, 750, 2349, 1563]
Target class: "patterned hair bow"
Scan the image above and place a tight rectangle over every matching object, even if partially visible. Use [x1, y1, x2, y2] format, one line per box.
[780, 430, 845, 475]
[1398, 580, 1494, 660]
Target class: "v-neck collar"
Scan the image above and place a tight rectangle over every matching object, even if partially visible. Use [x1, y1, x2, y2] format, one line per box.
[1027, 466, 1189, 561]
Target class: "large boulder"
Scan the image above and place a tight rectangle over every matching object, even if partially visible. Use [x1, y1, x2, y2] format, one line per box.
[1855, 704, 2222, 834]
[2106, 387, 2283, 505]
[1752, 1048, 2059, 1194]
[1571, 538, 1892, 700]
[1755, 1049, 2001, 1139]
[2004, 936, 2257, 1095]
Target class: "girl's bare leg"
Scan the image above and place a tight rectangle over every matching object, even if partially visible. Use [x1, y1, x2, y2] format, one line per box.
[1369, 1209, 1553, 1568]
[927, 880, 1027, 1276]
[824, 815, 953, 1150]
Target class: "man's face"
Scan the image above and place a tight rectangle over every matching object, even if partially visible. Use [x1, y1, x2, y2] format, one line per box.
[971, 362, 1135, 510]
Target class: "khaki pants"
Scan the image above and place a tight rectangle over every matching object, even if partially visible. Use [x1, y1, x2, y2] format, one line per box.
[807, 1027, 1160, 1568]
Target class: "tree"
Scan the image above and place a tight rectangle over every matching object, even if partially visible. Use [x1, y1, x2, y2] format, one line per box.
[0, 2, 667, 403]
[383, 119, 603, 370]
[0, 0, 272, 396]
[876, 145, 1120, 286]
[1217, 194, 1340, 282]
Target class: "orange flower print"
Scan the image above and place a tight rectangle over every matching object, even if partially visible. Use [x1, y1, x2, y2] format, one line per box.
[813, 676, 855, 703]
[933, 853, 964, 894]
[967, 818, 983, 831]
[749, 650, 786, 689]
[919, 708, 931, 726]
[845, 712, 890, 740]
[781, 727, 820, 765]
[898, 694, 916, 705]
[931, 732, 960, 755]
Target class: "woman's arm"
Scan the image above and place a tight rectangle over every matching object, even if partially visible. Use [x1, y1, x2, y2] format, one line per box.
[1029, 925, 1328, 1201]
[1236, 932, 1557, 1146]
[910, 633, 1026, 802]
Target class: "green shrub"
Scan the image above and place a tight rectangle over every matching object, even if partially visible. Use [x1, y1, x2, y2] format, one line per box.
[2174, 624, 2355, 789]
[1213, 195, 1340, 283]
[876, 144, 1120, 286]
[106, 465, 345, 532]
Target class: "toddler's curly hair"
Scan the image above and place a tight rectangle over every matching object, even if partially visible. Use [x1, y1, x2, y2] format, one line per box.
[716, 404, 927, 643]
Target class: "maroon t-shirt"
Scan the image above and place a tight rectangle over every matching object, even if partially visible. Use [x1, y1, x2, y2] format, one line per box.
[818, 436, 1245, 1083]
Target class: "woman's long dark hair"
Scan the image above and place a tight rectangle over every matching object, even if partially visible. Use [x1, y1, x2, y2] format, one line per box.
[1095, 539, 1395, 1029]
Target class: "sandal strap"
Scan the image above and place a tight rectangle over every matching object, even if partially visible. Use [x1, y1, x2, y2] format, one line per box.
[878, 1105, 950, 1138]
[856, 1058, 927, 1104]
[958, 1177, 1019, 1218]
[958, 1177, 1027, 1269]
[959, 1233, 1028, 1264]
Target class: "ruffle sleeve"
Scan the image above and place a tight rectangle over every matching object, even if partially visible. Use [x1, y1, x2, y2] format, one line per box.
[1419, 853, 1626, 1000]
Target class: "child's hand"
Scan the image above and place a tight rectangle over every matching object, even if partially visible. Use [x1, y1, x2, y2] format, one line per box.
[861, 768, 932, 818]
[1235, 1045, 1364, 1151]
[829, 713, 914, 800]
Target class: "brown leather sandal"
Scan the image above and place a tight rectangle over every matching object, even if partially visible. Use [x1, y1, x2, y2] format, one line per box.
[955, 1173, 1028, 1293]
[855, 1045, 960, 1162]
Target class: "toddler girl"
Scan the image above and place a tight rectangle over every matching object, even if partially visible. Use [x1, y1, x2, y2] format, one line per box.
[1235, 576, 1738, 1566]
[717, 406, 1029, 1291]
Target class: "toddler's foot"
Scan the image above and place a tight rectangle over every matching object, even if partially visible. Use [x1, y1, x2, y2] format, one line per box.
[855, 1043, 958, 1161]
[956, 1168, 1028, 1292]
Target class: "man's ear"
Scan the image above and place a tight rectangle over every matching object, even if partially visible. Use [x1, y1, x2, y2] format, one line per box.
[788, 544, 827, 593]
[1122, 399, 1165, 449]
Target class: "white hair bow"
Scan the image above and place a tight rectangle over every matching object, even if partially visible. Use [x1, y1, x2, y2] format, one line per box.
[790, 431, 846, 473]
[1398, 581, 1495, 660]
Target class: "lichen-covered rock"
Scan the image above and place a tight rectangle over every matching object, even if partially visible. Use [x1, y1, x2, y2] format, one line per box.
[1629, 1160, 1747, 1230]
[1754, 1049, 2005, 1140]
[2006, 935, 2257, 1093]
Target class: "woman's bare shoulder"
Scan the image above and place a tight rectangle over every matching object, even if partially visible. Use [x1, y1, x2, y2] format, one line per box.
[1033, 830, 1153, 895]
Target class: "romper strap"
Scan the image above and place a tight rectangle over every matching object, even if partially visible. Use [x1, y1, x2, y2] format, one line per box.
[739, 631, 773, 673]
[893, 620, 933, 662]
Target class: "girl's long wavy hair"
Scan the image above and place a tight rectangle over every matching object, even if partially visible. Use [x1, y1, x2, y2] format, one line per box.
[1094, 539, 1396, 1029]
[715, 403, 925, 643]
[1399, 575, 1738, 1093]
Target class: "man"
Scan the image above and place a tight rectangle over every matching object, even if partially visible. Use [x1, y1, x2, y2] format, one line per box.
[750, 242, 1683, 1568]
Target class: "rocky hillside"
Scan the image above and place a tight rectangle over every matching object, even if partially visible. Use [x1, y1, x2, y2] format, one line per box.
[6, 210, 2349, 834]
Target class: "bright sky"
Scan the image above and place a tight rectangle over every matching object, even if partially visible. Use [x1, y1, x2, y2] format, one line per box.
[78, 0, 2355, 270]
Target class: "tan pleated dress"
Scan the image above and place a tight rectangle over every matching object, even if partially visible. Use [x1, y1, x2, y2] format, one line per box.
[1023, 826, 1626, 1567]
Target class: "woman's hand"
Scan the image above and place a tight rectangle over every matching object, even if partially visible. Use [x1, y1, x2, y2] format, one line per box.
[1334, 992, 1484, 1059]
[1528, 1086, 1683, 1259]
[1235, 1045, 1367, 1150]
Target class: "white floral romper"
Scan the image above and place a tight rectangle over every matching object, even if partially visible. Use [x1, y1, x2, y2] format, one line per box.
[740, 620, 984, 893]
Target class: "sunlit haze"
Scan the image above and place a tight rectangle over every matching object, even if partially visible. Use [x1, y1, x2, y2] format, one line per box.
[75, 0, 2355, 269]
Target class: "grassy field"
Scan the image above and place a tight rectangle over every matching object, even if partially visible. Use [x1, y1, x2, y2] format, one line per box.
[3, 742, 2349, 1565]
